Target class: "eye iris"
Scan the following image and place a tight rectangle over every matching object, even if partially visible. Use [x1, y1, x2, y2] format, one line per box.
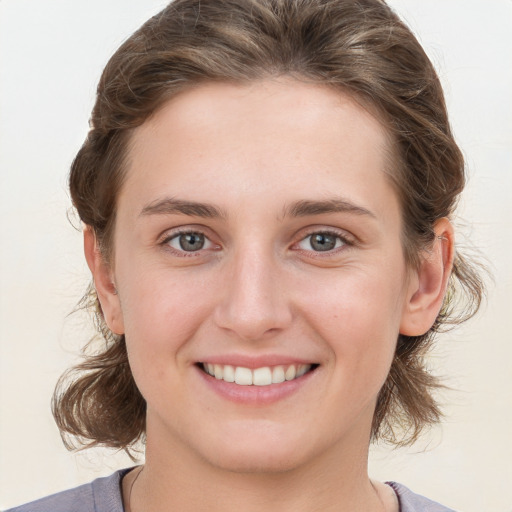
[179, 233, 205, 251]
[310, 233, 337, 251]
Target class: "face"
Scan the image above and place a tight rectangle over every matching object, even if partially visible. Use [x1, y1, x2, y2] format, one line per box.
[100, 80, 421, 473]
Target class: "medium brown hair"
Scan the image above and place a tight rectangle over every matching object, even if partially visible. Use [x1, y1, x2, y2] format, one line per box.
[53, 0, 484, 452]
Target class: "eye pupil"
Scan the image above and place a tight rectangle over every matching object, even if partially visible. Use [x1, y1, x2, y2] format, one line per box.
[310, 233, 337, 251]
[179, 233, 205, 251]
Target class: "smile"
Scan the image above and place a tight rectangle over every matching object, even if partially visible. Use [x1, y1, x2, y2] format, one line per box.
[201, 363, 315, 386]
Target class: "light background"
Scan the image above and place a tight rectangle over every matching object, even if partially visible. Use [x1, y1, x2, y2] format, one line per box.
[0, 1, 511, 510]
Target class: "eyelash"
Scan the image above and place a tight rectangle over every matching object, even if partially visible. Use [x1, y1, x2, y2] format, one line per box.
[159, 228, 355, 256]
[294, 229, 354, 256]
[160, 229, 218, 256]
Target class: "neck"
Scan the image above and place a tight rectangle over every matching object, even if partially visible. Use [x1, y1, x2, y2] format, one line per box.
[127, 422, 387, 512]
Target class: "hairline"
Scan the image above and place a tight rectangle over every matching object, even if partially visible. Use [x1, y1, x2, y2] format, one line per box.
[97, 75, 419, 270]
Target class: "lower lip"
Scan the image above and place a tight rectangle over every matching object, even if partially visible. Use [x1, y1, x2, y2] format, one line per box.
[195, 365, 317, 405]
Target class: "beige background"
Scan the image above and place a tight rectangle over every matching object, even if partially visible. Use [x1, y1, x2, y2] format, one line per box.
[1, 1, 511, 510]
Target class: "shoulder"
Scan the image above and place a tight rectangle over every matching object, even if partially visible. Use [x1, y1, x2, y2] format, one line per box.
[388, 482, 457, 512]
[4, 468, 133, 512]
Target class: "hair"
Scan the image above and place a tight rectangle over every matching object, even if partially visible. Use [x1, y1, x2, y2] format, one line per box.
[53, 0, 484, 452]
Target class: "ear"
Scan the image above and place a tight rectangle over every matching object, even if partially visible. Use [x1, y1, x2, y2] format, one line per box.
[400, 218, 454, 336]
[83, 226, 125, 335]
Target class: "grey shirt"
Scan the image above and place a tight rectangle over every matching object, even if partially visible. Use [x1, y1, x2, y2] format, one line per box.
[5, 469, 456, 512]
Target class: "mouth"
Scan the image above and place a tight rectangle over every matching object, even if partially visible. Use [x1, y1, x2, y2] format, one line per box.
[198, 362, 319, 386]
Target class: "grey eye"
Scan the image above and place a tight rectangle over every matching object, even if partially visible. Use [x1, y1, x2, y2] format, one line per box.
[298, 232, 343, 252]
[168, 232, 209, 252]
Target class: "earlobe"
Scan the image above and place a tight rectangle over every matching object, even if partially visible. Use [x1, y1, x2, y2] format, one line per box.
[83, 227, 125, 335]
[399, 218, 454, 336]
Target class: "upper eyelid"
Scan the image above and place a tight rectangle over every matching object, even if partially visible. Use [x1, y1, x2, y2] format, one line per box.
[158, 225, 214, 243]
[296, 226, 356, 243]
[291, 227, 358, 256]
[164, 230, 209, 241]
[295, 233, 350, 249]
[156, 225, 357, 247]
[160, 229, 217, 255]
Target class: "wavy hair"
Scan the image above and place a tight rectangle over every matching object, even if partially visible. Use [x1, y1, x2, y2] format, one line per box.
[52, 0, 484, 453]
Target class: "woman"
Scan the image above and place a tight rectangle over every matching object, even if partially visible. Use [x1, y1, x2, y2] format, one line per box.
[7, 0, 483, 511]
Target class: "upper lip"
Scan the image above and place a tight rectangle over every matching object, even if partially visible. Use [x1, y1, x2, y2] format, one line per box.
[197, 354, 318, 369]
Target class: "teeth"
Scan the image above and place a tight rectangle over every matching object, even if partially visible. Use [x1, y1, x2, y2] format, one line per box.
[202, 363, 312, 385]
[253, 367, 272, 386]
[234, 367, 253, 385]
[223, 365, 235, 383]
[285, 365, 296, 381]
[272, 366, 285, 383]
[296, 364, 309, 377]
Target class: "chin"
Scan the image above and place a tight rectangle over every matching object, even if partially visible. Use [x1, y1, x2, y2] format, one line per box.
[204, 446, 307, 474]
[194, 423, 315, 474]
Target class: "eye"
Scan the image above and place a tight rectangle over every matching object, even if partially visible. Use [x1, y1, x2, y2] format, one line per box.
[166, 231, 214, 252]
[297, 232, 346, 252]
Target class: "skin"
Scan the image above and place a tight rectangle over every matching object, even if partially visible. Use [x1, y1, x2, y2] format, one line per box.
[85, 79, 453, 512]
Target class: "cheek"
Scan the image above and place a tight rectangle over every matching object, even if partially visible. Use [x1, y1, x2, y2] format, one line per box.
[301, 267, 405, 375]
[117, 264, 217, 375]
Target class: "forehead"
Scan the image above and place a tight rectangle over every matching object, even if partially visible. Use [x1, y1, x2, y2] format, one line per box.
[121, 79, 398, 224]
[134, 80, 389, 147]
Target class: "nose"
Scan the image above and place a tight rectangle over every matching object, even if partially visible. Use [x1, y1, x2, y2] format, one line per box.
[213, 243, 293, 341]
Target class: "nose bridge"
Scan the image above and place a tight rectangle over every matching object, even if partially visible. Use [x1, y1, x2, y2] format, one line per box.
[214, 237, 292, 340]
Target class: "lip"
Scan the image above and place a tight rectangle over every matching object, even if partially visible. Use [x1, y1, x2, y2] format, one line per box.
[198, 354, 316, 369]
[194, 358, 319, 405]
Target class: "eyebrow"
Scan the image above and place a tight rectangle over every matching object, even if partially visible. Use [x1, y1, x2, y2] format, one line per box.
[139, 197, 226, 219]
[139, 196, 375, 220]
[283, 198, 376, 219]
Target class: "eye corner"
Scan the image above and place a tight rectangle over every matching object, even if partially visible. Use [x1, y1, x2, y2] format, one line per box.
[159, 228, 220, 256]
[293, 228, 355, 255]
